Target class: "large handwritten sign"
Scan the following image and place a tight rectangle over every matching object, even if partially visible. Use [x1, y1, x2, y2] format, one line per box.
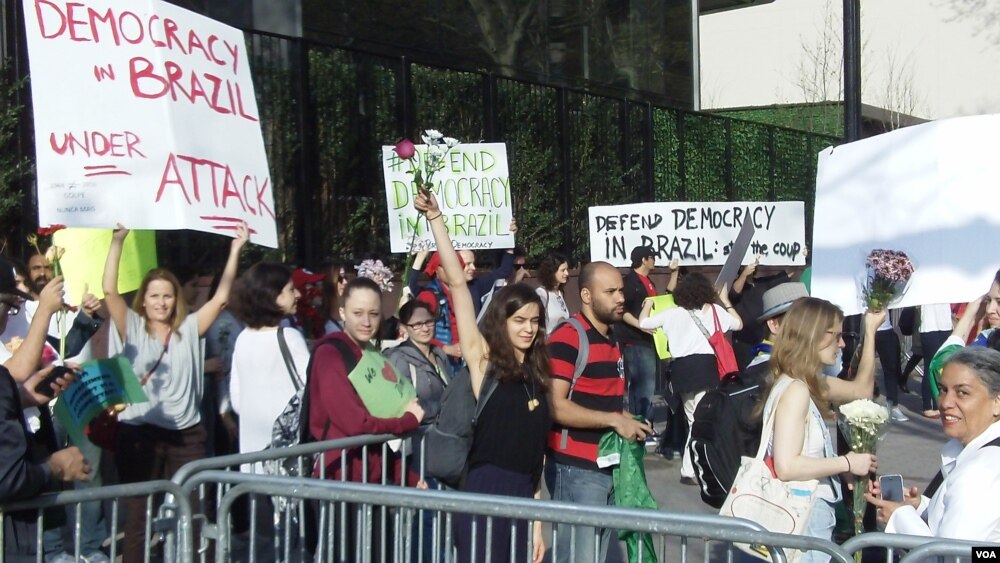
[51, 357, 149, 447]
[813, 114, 1000, 315]
[588, 201, 806, 267]
[381, 143, 515, 253]
[24, 0, 277, 247]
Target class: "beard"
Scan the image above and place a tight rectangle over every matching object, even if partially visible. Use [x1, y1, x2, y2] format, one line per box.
[30, 276, 49, 296]
[592, 300, 624, 326]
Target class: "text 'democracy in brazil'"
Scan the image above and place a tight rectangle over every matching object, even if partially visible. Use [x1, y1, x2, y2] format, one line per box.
[24, 0, 277, 246]
[589, 201, 806, 268]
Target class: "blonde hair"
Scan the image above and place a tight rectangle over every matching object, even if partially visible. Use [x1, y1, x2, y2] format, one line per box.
[757, 297, 843, 417]
[132, 268, 188, 337]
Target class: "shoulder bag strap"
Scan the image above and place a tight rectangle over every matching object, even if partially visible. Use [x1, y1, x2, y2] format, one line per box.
[139, 329, 172, 386]
[711, 305, 723, 333]
[755, 376, 795, 460]
[276, 328, 303, 390]
[687, 309, 712, 341]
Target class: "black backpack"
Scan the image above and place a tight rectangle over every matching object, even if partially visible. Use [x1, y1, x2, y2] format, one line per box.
[689, 370, 765, 508]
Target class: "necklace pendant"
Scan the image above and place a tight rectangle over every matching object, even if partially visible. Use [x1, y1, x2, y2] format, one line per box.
[528, 398, 540, 411]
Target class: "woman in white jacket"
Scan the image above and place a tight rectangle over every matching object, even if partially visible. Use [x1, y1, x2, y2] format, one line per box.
[867, 346, 1000, 542]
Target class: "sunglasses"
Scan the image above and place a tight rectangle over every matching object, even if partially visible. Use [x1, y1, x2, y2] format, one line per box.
[514, 264, 526, 270]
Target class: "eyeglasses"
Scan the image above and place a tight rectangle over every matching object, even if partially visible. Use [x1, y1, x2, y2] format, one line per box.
[514, 264, 526, 270]
[826, 330, 843, 341]
[406, 320, 435, 330]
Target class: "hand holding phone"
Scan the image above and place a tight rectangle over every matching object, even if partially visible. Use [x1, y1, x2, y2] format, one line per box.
[34, 365, 76, 398]
[879, 474, 904, 503]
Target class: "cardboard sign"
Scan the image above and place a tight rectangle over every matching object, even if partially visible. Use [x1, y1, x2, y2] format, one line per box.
[812, 114, 1000, 315]
[715, 219, 755, 290]
[24, 0, 277, 247]
[381, 143, 515, 253]
[649, 294, 677, 360]
[53, 228, 157, 305]
[347, 348, 417, 418]
[589, 201, 806, 268]
[51, 357, 149, 447]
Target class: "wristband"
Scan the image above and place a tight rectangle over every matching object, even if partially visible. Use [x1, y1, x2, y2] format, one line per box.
[844, 455, 852, 473]
[427, 213, 443, 222]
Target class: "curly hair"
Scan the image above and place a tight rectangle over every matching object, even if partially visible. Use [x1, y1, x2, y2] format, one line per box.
[672, 272, 718, 310]
[230, 263, 293, 328]
[537, 253, 568, 292]
[132, 268, 188, 337]
[756, 297, 844, 418]
[479, 283, 550, 391]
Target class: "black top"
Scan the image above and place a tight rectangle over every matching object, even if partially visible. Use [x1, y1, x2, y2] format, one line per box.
[618, 270, 655, 345]
[468, 376, 551, 483]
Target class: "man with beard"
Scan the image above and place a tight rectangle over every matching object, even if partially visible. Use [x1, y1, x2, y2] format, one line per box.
[545, 261, 653, 563]
[26, 253, 54, 300]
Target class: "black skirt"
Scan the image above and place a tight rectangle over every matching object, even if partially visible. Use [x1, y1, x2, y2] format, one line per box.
[669, 353, 719, 395]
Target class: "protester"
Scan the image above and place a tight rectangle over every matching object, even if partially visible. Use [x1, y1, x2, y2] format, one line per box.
[918, 303, 954, 418]
[535, 252, 571, 334]
[416, 190, 549, 563]
[291, 267, 326, 339]
[745, 282, 810, 381]
[875, 313, 909, 421]
[320, 262, 349, 334]
[102, 224, 247, 563]
[729, 261, 791, 368]
[866, 347, 1000, 542]
[639, 272, 742, 485]
[0, 258, 90, 556]
[476, 247, 529, 320]
[546, 261, 651, 563]
[203, 271, 245, 457]
[757, 298, 881, 562]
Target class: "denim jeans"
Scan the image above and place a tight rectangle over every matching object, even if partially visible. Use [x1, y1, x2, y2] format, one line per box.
[544, 460, 614, 563]
[623, 343, 657, 423]
[43, 422, 108, 557]
[799, 499, 836, 563]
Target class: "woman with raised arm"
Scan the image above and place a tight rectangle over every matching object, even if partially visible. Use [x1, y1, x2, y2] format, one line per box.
[102, 223, 247, 563]
[415, 192, 550, 563]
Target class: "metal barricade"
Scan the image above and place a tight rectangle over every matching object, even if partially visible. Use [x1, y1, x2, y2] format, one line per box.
[843, 532, 998, 563]
[0, 480, 194, 563]
[184, 470, 865, 563]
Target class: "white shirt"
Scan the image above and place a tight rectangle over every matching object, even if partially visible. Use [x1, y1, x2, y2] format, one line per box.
[230, 327, 310, 473]
[640, 304, 737, 357]
[536, 287, 570, 335]
[886, 420, 1000, 541]
[920, 303, 953, 333]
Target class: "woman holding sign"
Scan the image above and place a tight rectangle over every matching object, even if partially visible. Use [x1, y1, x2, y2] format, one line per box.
[102, 223, 247, 563]
[415, 190, 550, 563]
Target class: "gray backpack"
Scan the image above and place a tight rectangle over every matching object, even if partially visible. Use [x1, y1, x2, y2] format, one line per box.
[548, 317, 589, 449]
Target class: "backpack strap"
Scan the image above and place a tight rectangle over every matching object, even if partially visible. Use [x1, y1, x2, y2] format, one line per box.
[473, 362, 499, 425]
[558, 317, 591, 450]
[923, 435, 1000, 498]
[277, 328, 303, 391]
[302, 337, 360, 444]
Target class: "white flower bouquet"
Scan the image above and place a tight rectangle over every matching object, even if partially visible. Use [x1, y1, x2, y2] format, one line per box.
[837, 399, 890, 553]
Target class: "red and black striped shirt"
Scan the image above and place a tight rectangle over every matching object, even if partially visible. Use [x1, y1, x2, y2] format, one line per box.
[546, 313, 625, 471]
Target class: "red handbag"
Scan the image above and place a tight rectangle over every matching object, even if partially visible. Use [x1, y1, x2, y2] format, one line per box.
[86, 408, 121, 450]
[689, 306, 740, 379]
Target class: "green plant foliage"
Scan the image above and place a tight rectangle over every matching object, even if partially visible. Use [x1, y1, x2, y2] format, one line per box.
[0, 61, 30, 252]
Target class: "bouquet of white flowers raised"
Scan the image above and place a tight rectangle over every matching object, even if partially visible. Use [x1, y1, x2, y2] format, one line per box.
[837, 399, 890, 557]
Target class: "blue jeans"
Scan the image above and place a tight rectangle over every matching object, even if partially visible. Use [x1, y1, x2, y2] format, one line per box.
[623, 343, 657, 423]
[544, 461, 614, 563]
[799, 499, 836, 563]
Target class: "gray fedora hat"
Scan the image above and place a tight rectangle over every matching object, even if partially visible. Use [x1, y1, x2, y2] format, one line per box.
[758, 282, 809, 322]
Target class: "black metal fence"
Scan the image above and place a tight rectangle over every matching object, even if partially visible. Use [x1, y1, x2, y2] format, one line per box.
[246, 29, 838, 267]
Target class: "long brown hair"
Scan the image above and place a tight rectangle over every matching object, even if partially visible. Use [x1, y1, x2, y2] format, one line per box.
[480, 283, 550, 391]
[132, 268, 188, 337]
[756, 297, 843, 417]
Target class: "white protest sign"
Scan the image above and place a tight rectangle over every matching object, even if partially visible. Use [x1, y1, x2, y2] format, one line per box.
[588, 201, 806, 268]
[24, 0, 277, 247]
[812, 114, 1000, 316]
[381, 142, 515, 253]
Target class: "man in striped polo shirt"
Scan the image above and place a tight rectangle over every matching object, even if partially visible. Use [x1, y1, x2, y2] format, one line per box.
[545, 261, 654, 563]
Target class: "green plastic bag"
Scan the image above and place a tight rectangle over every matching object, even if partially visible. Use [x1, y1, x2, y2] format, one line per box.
[598, 420, 658, 563]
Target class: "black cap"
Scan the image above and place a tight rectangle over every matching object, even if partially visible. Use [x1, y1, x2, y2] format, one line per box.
[630, 245, 656, 264]
[0, 256, 31, 300]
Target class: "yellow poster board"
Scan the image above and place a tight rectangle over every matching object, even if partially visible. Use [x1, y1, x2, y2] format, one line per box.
[53, 229, 157, 305]
[649, 294, 677, 360]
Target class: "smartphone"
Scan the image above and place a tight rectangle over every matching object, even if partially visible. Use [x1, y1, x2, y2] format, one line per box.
[879, 474, 904, 502]
[35, 365, 75, 398]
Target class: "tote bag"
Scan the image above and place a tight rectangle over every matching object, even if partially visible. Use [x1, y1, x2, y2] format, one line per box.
[718, 377, 817, 563]
[688, 307, 740, 378]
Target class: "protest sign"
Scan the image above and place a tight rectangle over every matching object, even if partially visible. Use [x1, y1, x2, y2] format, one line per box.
[381, 143, 515, 253]
[51, 357, 148, 447]
[649, 294, 676, 360]
[812, 114, 1000, 315]
[715, 219, 755, 290]
[24, 0, 277, 247]
[53, 228, 157, 305]
[348, 349, 417, 418]
[588, 201, 805, 268]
